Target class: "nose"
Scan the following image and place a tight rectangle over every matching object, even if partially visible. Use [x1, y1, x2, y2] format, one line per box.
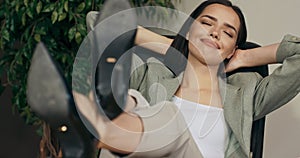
[210, 29, 220, 40]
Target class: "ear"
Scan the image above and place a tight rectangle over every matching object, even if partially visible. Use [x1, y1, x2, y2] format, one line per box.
[226, 46, 237, 59]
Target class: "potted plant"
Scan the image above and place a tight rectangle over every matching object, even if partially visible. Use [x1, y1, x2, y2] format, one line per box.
[0, 0, 177, 157]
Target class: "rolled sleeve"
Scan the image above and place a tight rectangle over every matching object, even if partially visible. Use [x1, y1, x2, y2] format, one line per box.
[276, 34, 300, 63]
[254, 34, 300, 119]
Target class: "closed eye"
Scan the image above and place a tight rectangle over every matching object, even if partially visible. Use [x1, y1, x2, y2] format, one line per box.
[224, 31, 233, 38]
[201, 21, 212, 26]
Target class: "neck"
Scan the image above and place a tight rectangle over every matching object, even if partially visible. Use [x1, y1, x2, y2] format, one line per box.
[175, 54, 223, 107]
[181, 54, 220, 90]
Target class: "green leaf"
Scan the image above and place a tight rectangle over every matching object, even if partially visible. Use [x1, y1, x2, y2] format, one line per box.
[51, 11, 58, 24]
[77, 24, 86, 35]
[24, 50, 32, 59]
[68, 13, 74, 21]
[57, 1, 64, 14]
[42, 3, 55, 12]
[36, 1, 42, 14]
[2, 29, 10, 41]
[64, 1, 69, 12]
[34, 34, 41, 42]
[76, 2, 85, 13]
[35, 26, 47, 35]
[15, 2, 20, 12]
[58, 13, 67, 22]
[36, 126, 43, 136]
[23, 27, 30, 39]
[62, 54, 67, 63]
[22, 13, 26, 26]
[75, 32, 82, 44]
[26, 8, 34, 19]
[68, 26, 76, 41]
[86, 0, 92, 10]
[24, 0, 29, 7]
[16, 55, 23, 65]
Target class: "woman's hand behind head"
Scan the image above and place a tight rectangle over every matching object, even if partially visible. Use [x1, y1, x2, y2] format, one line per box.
[224, 49, 246, 72]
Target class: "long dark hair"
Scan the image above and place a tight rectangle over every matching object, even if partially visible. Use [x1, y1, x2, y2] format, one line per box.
[175, 0, 247, 57]
[164, 0, 247, 75]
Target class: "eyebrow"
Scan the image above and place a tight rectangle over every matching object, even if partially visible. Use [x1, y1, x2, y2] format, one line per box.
[200, 15, 238, 34]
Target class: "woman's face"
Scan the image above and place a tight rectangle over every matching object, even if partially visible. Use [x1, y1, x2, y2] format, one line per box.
[188, 4, 240, 66]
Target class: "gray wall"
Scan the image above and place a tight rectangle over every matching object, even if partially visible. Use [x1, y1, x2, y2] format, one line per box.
[172, 0, 300, 157]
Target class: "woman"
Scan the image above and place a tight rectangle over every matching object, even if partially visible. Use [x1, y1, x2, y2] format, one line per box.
[75, 0, 300, 157]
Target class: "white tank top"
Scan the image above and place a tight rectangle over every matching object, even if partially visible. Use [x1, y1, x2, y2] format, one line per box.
[172, 96, 229, 158]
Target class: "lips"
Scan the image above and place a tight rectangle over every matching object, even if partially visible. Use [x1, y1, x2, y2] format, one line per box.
[201, 39, 220, 49]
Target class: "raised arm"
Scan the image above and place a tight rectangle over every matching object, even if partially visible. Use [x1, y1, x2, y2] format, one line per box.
[225, 35, 299, 119]
[225, 43, 279, 72]
[135, 26, 173, 55]
[87, 11, 173, 55]
[244, 35, 299, 119]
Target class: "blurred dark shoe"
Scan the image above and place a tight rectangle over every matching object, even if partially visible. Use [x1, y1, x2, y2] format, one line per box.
[27, 43, 96, 158]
